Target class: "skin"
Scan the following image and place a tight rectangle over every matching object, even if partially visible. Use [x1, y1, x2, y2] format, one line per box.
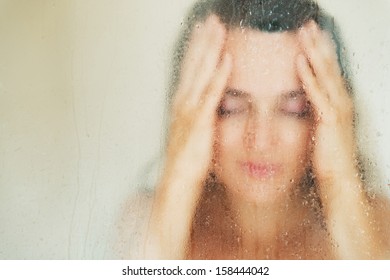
[143, 15, 390, 259]
[215, 28, 313, 206]
[210, 28, 319, 257]
[297, 21, 389, 259]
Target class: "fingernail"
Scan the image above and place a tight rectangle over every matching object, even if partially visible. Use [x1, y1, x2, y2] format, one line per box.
[299, 24, 311, 37]
[299, 20, 316, 35]
[308, 20, 319, 33]
[299, 27, 308, 37]
[208, 14, 219, 25]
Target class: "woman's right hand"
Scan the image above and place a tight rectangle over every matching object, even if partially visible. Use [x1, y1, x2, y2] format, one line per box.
[144, 15, 232, 259]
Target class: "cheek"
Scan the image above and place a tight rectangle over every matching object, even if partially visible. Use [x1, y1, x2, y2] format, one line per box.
[279, 122, 312, 162]
[214, 120, 244, 161]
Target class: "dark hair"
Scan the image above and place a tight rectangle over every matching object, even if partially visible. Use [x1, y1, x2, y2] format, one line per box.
[201, 0, 320, 32]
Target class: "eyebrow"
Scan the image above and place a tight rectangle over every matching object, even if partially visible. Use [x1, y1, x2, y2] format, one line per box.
[225, 87, 305, 99]
[281, 88, 306, 99]
[225, 88, 250, 98]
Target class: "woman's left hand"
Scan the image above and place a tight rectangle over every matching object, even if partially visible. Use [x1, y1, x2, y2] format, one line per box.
[297, 21, 357, 186]
[296, 21, 390, 259]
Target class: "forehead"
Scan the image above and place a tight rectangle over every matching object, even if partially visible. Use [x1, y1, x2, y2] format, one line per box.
[225, 28, 301, 96]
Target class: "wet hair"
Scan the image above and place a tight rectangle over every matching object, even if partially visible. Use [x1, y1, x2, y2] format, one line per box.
[197, 0, 320, 31]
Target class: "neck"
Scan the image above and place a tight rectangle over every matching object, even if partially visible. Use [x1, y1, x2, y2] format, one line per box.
[226, 187, 311, 258]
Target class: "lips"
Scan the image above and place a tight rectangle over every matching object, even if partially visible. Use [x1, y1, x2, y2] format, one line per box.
[240, 161, 280, 179]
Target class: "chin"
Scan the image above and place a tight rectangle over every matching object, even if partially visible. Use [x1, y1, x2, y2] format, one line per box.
[222, 177, 294, 205]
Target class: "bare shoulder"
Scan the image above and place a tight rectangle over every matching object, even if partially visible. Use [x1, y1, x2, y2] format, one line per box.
[115, 189, 155, 259]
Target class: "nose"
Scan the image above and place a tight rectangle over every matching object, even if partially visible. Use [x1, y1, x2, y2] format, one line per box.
[243, 111, 276, 152]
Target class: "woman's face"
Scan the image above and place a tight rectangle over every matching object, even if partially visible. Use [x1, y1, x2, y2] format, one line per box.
[214, 28, 313, 204]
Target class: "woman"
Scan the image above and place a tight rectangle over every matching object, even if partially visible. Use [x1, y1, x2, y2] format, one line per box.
[121, 0, 390, 259]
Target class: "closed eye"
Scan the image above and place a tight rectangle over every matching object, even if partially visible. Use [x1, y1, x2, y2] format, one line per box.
[218, 88, 251, 117]
[218, 96, 249, 117]
[280, 93, 311, 118]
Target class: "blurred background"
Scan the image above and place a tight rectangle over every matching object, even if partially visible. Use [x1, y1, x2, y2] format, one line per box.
[0, 0, 389, 259]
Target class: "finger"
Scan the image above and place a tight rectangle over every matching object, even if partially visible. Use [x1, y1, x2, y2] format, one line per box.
[296, 53, 330, 119]
[298, 21, 344, 99]
[315, 30, 353, 110]
[200, 52, 232, 121]
[188, 16, 226, 106]
[177, 18, 211, 94]
[177, 15, 225, 106]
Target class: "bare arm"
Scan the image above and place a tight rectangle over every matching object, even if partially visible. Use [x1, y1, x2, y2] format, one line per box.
[297, 21, 390, 259]
[143, 15, 232, 259]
